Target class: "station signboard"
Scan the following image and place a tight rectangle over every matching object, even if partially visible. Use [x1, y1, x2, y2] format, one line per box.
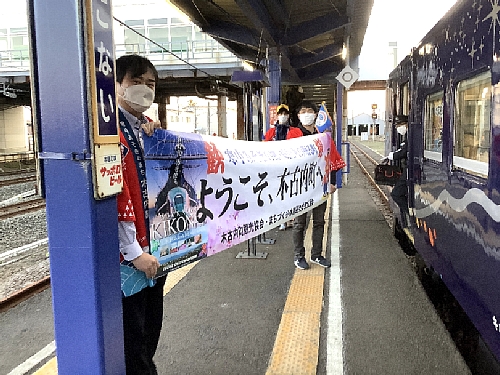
[86, 0, 123, 199]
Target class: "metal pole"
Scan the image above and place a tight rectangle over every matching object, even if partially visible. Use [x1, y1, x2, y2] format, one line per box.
[207, 101, 211, 135]
[29, 0, 124, 373]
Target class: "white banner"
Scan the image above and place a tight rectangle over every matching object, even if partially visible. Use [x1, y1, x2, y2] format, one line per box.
[120, 130, 335, 295]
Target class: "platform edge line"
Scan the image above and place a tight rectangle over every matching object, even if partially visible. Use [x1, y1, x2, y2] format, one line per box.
[327, 191, 343, 375]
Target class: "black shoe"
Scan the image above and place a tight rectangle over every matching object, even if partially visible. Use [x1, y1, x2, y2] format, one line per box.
[310, 256, 331, 268]
[294, 257, 309, 270]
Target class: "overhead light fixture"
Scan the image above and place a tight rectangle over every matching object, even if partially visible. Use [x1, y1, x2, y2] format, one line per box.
[242, 61, 254, 71]
[342, 44, 347, 60]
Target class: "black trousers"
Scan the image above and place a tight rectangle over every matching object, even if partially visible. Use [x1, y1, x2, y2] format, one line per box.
[122, 275, 167, 375]
[391, 179, 408, 212]
[292, 201, 327, 259]
[391, 179, 409, 226]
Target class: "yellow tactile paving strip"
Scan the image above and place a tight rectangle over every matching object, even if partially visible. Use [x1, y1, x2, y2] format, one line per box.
[34, 357, 57, 375]
[162, 260, 199, 295]
[266, 199, 330, 375]
[35, 200, 329, 375]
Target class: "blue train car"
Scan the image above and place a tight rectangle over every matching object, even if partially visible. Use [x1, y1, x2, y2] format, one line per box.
[386, 0, 500, 362]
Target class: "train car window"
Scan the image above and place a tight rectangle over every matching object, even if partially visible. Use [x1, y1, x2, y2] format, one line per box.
[454, 71, 491, 176]
[401, 83, 410, 116]
[424, 91, 444, 161]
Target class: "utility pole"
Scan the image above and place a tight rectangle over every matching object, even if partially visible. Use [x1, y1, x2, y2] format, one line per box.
[389, 42, 398, 70]
[207, 101, 211, 135]
[371, 103, 377, 141]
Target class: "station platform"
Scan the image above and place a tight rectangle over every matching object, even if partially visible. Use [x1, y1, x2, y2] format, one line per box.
[7, 158, 470, 375]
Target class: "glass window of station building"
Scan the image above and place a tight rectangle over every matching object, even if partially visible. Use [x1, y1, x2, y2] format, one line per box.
[122, 15, 212, 55]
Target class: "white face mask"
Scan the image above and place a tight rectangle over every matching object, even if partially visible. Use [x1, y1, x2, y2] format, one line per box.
[299, 113, 316, 126]
[396, 125, 407, 136]
[121, 84, 155, 113]
[278, 115, 289, 124]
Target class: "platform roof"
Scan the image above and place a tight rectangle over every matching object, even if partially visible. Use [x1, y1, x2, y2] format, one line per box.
[168, 0, 374, 85]
[0, 0, 374, 112]
[166, 0, 375, 111]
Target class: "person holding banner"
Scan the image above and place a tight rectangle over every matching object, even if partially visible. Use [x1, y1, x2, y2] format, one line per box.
[293, 100, 345, 270]
[264, 103, 302, 141]
[265, 103, 301, 230]
[116, 54, 165, 375]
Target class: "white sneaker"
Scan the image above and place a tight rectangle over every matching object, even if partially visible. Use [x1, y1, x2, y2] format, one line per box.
[279, 224, 286, 230]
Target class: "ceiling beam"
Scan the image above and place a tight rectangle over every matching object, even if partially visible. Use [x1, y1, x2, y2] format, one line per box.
[289, 43, 343, 69]
[265, 0, 291, 33]
[203, 21, 261, 48]
[282, 13, 349, 46]
[296, 58, 344, 82]
[169, 0, 211, 27]
[224, 0, 299, 81]
[233, 0, 277, 43]
[349, 80, 387, 91]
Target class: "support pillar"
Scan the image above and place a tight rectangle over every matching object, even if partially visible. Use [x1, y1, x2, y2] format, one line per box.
[217, 95, 227, 137]
[157, 94, 169, 129]
[236, 94, 245, 140]
[336, 82, 344, 188]
[266, 52, 281, 133]
[29, 0, 125, 373]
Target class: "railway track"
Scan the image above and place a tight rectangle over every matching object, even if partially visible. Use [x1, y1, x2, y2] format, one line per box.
[0, 276, 51, 313]
[349, 139, 416, 255]
[0, 198, 46, 220]
[0, 168, 36, 176]
[349, 141, 390, 206]
[0, 174, 37, 187]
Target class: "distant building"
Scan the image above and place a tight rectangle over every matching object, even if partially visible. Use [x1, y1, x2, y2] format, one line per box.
[347, 113, 386, 137]
[0, 0, 239, 153]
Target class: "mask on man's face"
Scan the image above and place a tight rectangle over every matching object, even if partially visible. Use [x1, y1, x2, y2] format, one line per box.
[396, 125, 407, 136]
[299, 113, 316, 126]
[121, 84, 155, 113]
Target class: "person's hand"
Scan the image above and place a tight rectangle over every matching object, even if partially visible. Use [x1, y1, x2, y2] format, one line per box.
[131, 252, 159, 278]
[330, 184, 337, 194]
[380, 156, 389, 164]
[141, 121, 162, 136]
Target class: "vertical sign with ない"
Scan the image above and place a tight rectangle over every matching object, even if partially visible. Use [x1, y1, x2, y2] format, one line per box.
[86, 0, 123, 199]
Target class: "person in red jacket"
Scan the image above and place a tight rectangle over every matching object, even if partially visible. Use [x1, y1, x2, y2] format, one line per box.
[264, 104, 302, 141]
[265, 104, 300, 230]
[116, 54, 165, 375]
